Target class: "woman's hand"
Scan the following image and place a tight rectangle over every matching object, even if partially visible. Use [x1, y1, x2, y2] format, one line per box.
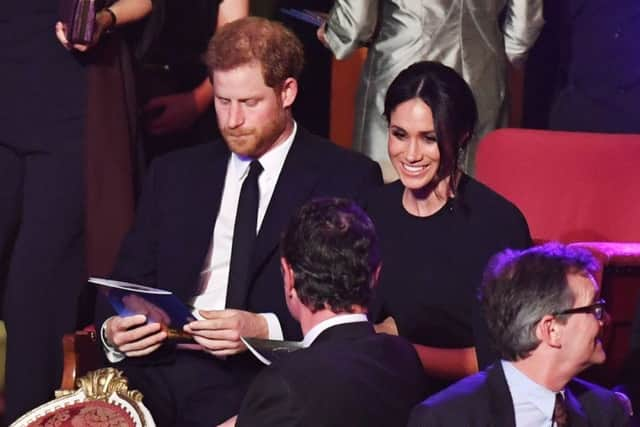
[375, 316, 399, 335]
[55, 8, 115, 52]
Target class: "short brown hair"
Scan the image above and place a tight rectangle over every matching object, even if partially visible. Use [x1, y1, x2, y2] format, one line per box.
[204, 17, 304, 88]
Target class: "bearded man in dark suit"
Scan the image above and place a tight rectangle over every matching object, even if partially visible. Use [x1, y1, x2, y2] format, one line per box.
[409, 243, 630, 427]
[235, 198, 429, 427]
[96, 17, 382, 427]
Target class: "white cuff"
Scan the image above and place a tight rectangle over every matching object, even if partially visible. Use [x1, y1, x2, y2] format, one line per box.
[258, 313, 283, 340]
[101, 317, 126, 363]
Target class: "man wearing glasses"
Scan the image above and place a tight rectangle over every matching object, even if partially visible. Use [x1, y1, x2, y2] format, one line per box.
[408, 243, 630, 427]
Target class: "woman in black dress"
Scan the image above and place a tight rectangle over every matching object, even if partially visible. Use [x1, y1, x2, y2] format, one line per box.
[366, 61, 531, 388]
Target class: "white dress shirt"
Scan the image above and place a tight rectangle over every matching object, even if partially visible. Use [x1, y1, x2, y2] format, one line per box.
[302, 313, 369, 347]
[502, 360, 564, 427]
[192, 122, 297, 339]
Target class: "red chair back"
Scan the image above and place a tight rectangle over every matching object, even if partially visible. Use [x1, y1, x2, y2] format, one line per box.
[476, 128, 640, 243]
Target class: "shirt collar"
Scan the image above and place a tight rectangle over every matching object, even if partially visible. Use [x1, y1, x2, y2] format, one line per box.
[302, 313, 368, 347]
[229, 121, 297, 181]
[501, 360, 560, 421]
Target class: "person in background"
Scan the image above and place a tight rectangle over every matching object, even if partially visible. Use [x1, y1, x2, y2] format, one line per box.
[523, 0, 640, 134]
[364, 61, 531, 393]
[317, 0, 544, 178]
[138, 0, 248, 162]
[0, 0, 152, 422]
[234, 198, 428, 427]
[409, 243, 630, 426]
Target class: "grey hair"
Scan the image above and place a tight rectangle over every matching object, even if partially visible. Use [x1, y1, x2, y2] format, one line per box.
[480, 243, 598, 361]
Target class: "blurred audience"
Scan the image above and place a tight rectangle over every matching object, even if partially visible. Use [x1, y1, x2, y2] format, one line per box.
[318, 0, 543, 178]
[1, 0, 151, 422]
[138, 0, 248, 162]
[524, 0, 640, 133]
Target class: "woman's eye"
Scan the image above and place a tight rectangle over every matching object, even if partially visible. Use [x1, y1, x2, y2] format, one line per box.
[391, 130, 406, 139]
[422, 134, 437, 143]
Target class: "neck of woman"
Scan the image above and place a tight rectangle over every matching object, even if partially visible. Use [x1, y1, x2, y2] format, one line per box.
[402, 174, 457, 217]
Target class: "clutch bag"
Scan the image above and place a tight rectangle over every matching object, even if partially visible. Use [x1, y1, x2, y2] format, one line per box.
[59, 0, 105, 45]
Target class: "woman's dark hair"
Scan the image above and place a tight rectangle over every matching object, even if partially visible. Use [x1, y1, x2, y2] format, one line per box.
[384, 61, 478, 191]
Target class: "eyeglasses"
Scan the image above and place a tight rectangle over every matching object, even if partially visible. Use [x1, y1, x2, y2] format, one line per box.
[553, 299, 606, 321]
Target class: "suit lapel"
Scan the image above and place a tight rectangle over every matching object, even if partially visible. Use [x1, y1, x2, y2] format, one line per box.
[487, 363, 517, 427]
[565, 384, 589, 427]
[249, 128, 322, 277]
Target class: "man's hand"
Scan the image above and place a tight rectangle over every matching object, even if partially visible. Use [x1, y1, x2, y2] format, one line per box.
[105, 315, 167, 357]
[143, 92, 199, 135]
[122, 294, 171, 325]
[183, 309, 269, 357]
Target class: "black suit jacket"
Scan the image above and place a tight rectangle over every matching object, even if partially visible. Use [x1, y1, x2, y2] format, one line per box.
[236, 321, 429, 427]
[100, 127, 382, 341]
[408, 362, 629, 427]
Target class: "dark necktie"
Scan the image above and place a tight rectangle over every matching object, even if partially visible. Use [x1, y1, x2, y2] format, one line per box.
[553, 392, 570, 427]
[226, 160, 263, 309]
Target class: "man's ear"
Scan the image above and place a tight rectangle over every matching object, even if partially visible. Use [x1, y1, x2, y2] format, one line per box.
[536, 314, 562, 349]
[371, 264, 382, 288]
[280, 257, 295, 297]
[279, 77, 298, 109]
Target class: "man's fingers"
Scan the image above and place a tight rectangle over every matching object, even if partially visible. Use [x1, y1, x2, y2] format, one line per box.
[198, 309, 233, 319]
[124, 342, 164, 358]
[119, 329, 167, 354]
[112, 314, 147, 331]
[185, 326, 240, 342]
[191, 335, 244, 353]
[111, 321, 162, 347]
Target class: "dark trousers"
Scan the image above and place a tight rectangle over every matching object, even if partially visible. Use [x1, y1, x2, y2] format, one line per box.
[119, 351, 261, 427]
[0, 138, 85, 424]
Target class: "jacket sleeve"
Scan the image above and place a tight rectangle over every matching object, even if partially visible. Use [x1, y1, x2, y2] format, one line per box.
[236, 367, 304, 427]
[502, 0, 545, 66]
[324, 0, 379, 60]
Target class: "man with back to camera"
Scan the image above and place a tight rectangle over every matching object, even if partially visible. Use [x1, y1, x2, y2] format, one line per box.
[234, 197, 429, 426]
[96, 17, 382, 426]
[408, 243, 630, 426]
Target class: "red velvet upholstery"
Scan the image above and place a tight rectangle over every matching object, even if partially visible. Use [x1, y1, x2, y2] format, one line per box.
[476, 129, 640, 243]
[26, 400, 135, 427]
[12, 368, 155, 427]
[476, 128, 640, 385]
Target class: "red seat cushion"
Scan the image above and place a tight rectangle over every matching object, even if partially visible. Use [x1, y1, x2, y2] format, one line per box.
[27, 400, 135, 427]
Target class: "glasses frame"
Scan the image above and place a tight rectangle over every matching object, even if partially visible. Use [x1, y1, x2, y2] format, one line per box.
[553, 298, 606, 321]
